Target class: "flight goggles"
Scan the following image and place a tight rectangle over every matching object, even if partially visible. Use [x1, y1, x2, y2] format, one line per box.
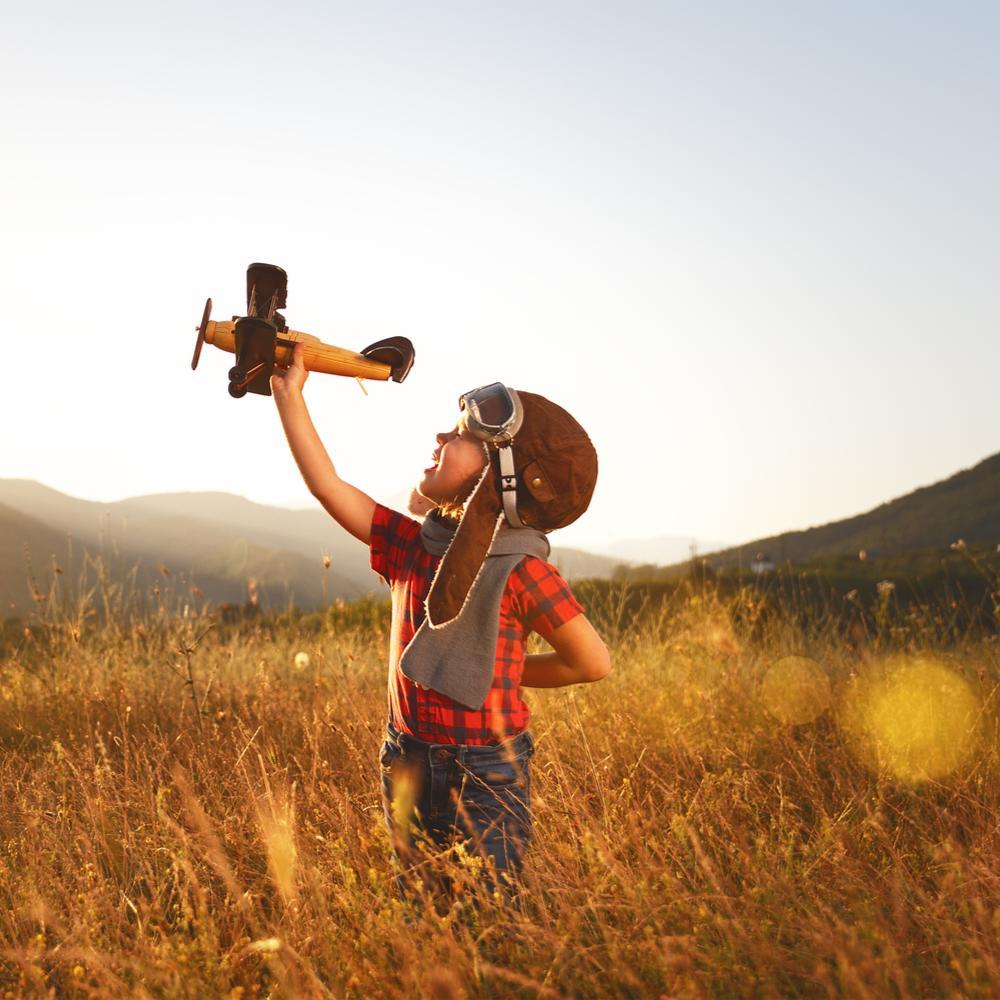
[458, 382, 526, 527]
[458, 382, 524, 445]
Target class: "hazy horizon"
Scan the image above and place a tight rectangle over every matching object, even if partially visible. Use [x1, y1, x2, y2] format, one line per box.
[3, 2, 997, 552]
[7, 435, 995, 558]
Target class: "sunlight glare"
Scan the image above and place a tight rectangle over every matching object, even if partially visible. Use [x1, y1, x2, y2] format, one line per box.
[838, 657, 980, 783]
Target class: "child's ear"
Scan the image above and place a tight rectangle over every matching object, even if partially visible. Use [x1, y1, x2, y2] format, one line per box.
[426, 461, 501, 626]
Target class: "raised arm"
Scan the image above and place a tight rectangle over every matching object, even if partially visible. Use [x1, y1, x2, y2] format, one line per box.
[271, 343, 376, 544]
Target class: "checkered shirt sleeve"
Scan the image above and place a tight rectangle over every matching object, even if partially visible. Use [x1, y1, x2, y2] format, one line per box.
[510, 557, 584, 641]
[369, 503, 421, 584]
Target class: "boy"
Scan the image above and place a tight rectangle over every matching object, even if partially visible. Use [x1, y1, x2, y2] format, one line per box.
[272, 346, 610, 907]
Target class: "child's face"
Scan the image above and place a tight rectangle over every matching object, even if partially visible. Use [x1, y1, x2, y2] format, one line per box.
[417, 415, 488, 505]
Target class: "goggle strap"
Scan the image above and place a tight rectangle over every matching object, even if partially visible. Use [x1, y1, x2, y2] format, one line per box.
[498, 446, 525, 528]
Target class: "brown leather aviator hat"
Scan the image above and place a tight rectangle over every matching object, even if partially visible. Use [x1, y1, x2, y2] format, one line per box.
[425, 387, 598, 626]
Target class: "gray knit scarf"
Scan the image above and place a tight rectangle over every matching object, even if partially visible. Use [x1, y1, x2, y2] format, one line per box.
[398, 512, 550, 710]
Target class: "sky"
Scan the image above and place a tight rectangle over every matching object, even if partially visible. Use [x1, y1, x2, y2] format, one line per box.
[2, 1, 997, 553]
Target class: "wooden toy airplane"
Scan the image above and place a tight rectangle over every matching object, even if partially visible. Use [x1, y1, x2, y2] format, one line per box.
[191, 263, 415, 397]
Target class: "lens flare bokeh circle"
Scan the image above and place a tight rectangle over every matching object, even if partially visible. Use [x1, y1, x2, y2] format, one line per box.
[837, 656, 980, 783]
[761, 656, 832, 725]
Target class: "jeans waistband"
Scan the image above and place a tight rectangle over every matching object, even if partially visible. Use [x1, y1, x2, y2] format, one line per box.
[385, 721, 534, 764]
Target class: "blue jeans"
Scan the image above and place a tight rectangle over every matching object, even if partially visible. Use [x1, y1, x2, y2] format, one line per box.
[379, 721, 534, 906]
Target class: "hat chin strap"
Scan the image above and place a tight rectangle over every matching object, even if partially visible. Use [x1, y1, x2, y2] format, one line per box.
[497, 445, 525, 528]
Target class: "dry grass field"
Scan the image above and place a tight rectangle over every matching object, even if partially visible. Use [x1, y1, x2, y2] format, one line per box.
[1, 572, 998, 998]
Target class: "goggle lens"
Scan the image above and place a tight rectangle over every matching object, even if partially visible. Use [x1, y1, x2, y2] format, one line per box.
[471, 385, 513, 426]
[459, 382, 522, 442]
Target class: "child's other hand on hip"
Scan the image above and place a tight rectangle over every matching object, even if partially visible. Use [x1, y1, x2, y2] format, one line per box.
[271, 342, 309, 400]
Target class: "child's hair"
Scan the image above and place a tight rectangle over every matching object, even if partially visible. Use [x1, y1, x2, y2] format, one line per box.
[434, 500, 464, 524]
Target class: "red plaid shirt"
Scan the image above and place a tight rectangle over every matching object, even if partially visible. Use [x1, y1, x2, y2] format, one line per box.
[369, 503, 583, 745]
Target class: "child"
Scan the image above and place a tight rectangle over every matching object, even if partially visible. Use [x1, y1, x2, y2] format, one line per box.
[272, 347, 610, 909]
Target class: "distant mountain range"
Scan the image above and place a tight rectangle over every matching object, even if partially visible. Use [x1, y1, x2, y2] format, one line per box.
[0, 481, 624, 619]
[5, 451, 997, 618]
[580, 535, 731, 567]
[700, 450, 1000, 571]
